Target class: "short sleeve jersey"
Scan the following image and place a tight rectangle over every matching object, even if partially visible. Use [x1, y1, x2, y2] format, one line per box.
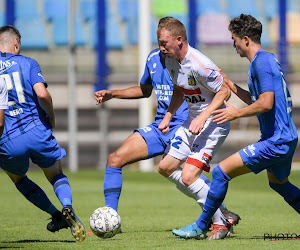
[249, 49, 297, 144]
[140, 48, 188, 122]
[0, 52, 47, 144]
[165, 45, 223, 118]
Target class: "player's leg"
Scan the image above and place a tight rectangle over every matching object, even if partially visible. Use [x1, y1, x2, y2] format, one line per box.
[199, 174, 239, 225]
[104, 132, 149, 211]
[0, 134, 61, 218]
[42, 158, 85, 241]
[172, 152, 250, 239]
[4, 170, 60, 217]
[31, 125, 85, 241]
[268, 172, 300, 213]
[264, 139, 300, 213]
[197, 152, 251, 232]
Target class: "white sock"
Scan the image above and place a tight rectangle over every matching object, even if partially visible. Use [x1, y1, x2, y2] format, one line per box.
[167, 169, 195, 199]
[188, 179, 227, 226]
[168, 169, 227, 226]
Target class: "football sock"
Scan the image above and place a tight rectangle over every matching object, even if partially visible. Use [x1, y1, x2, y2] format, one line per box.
[196, 165, 231, 230]
[103, 166, 122, 211]
[15, 176, 58, 215]
[188, 177, 226, 226]
[199, 174, 226, 210]
[269, 181, 300, 213]
[168, 168, 195, 199]
[51, 173, 72, 207]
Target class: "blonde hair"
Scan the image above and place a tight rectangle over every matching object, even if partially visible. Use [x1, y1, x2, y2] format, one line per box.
[157, 16, 187, 42]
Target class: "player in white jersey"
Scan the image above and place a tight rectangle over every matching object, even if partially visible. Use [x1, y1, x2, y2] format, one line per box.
[0, 77, 8, 136]
[156, 17, 233, 240]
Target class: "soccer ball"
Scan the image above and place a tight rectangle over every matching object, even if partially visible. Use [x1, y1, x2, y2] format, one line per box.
[89, 206, 121, 238]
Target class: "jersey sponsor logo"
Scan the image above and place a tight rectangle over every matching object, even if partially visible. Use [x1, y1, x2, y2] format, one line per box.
[155, 84, 172, 101]
[184, 95, 206, 103]
[188, 74, 196, 86]
[177, 87, 205, 104]
[0, 60, 17, 74]
[9, 108, 23, 116]
[201, 152, 212, 165]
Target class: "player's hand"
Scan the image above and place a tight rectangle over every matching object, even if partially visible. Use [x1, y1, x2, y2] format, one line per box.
[158, 119, 170, 134]
[212, 100, 238, 124]
[189, 116, 205, 135]
[94, 90, 112, 105]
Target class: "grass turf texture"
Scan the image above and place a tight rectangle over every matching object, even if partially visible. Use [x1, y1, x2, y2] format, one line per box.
[0, 168, 299, 249]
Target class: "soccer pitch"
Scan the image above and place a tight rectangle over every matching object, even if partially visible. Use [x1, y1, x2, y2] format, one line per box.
[0, 168, 299, 249]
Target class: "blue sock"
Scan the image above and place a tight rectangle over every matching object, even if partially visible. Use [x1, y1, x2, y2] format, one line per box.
[200, 174, 226, 210]
[103, 166, 122, 211]
[51, 173, 72, 207]
[16, 176, 58, 215]
[269, 181, 300, 213]
[196, 165, 231, 230]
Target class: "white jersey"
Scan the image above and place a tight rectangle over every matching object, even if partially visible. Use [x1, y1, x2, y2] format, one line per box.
[0, 77, 8, 110]
[165, 45, 224, 119]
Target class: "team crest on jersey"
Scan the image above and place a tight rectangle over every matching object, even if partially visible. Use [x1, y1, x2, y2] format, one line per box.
[170, 69, 175, 78]
[188, 74, 196, 86]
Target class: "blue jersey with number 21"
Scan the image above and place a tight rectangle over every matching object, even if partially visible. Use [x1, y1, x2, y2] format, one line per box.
[0, 52, 47, 144]
[249, 49, 298, 144]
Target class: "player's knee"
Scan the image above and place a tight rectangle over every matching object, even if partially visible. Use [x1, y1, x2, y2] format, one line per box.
[181, 172, 195, 186]
[157, 161, 170, 177]
[212, 165, 231, 183]
[107, 151, 123, 168]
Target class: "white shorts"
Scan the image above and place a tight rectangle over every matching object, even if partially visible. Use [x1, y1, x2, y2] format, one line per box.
[165, 116, 230, 172]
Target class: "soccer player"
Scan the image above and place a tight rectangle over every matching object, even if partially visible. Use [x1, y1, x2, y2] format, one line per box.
[0, 77, 8, 134]
[94, 48, 240, 227]
[172, 14, 300, 239]
[0, 25, 85, 242]
[155, 16, 234, 240]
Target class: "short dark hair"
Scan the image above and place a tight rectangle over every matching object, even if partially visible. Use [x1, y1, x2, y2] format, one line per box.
[0, 25, 21, 41]
[228, 14, 262, 44]
[157, 16, 187, 42]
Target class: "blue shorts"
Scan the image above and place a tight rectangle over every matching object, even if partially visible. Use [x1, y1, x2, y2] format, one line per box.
[134, 119, 184, 158]
[239, 138, 298, 182]
[0, 125, 66, 176]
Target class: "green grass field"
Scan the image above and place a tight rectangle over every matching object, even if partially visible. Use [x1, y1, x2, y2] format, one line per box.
[0, 168, 299, 249]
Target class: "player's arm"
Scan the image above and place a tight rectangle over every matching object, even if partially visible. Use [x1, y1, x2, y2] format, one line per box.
[189, 82, 230, 135]
[33, 82, 55, 129]
[220, 69, 252, 105]
[212, 91, 274, 124]
[0, 109, 4, 137]
[158, 84, 184, 134]
[94, 84, 153, 105]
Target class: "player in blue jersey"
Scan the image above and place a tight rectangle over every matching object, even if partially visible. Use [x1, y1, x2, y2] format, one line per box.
[94, 47, 240, 229]
[0, 25, 85, 241]
[172, 14, 300, 240]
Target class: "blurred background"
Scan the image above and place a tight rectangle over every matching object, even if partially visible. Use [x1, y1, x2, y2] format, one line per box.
[1, 0, 300, 171]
